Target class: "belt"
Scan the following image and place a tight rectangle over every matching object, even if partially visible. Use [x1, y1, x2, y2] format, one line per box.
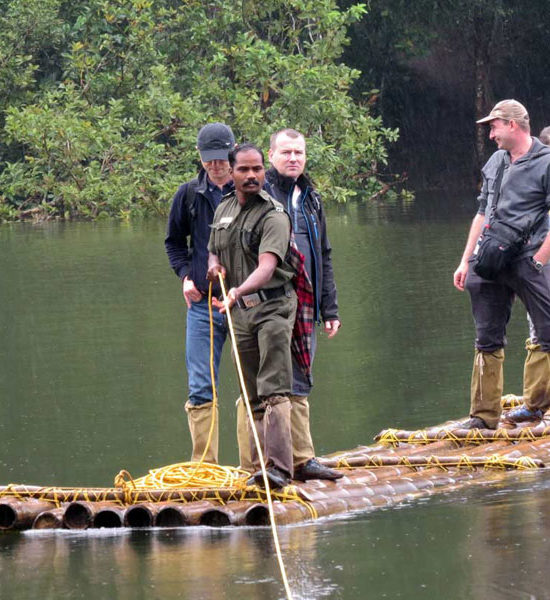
[236, 283, 293, 309]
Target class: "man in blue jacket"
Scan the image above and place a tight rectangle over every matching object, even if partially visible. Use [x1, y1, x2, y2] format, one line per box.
[165, 123, 235, 463]
[237, 128, 342, 481]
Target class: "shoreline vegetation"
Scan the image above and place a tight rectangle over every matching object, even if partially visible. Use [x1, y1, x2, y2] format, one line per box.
[0, 0, 405, 222]
[4, 2, 548, 222]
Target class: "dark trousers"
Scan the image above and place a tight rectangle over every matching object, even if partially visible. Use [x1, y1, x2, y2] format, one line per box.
[231, 293, 297, 477]
[465, 256, 550, 352]
[231, 292, 297, 404]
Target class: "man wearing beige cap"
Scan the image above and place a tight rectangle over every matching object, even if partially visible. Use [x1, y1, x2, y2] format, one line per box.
[453, 99, 550, 429]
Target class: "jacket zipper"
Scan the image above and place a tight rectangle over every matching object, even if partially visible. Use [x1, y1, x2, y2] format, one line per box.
[300, 187, 320, 322]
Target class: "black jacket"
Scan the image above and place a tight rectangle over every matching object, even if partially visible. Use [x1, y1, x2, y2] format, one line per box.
[265, 167, 339, 322]
[164, 168, 234, 296]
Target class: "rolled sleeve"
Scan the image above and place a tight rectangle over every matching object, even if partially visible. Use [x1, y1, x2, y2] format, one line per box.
[207, 228, 216, 254]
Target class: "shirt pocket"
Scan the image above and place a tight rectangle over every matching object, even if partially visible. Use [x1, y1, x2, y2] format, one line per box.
[210, 220, 233, 253]
[240, 224, 262, 256]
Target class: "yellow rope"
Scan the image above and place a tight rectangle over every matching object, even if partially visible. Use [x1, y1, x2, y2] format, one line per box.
[205, 281, 218, 461]
[501, 394, 523, 408]
[376, 426, 550, 446]
[332, 454, 542, 471]
[217, 273, 294, 600]
[115, 462, 250, 490]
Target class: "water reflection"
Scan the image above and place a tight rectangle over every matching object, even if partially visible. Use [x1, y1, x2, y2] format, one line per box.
[1, 524, 341, 600]
[460, 472, 550, 600]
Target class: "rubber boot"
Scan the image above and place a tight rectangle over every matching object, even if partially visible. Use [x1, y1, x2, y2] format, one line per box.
[249, 396, 293, 479]
[289, 395, 315, 467]
[185, 400, 218, 464]
[522, 339, 550, 413]
[236, 396, 255, 473]
[470, 348, 504, 429]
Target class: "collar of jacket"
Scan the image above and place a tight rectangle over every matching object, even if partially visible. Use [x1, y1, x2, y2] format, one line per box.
[195, 167, 210, 194]
[196, 167, 234, 197]
[265, 167, 313, 194]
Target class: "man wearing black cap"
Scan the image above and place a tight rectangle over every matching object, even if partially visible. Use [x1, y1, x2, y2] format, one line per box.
[453, 100, 550, 430]
[165, 122, 235, 463]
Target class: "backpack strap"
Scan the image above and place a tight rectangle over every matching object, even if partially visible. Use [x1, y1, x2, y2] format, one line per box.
[488, 159, 506, 222]
[185, 177, 199, 221]
[240, 206, 274, 258]
[241, 197, 291, 260]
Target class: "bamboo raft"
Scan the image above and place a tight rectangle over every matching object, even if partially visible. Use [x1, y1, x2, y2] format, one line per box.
[2, 394, 550, 532]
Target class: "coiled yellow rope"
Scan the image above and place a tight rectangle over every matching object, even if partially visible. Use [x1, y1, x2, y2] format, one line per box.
[114, 463, 249, 490]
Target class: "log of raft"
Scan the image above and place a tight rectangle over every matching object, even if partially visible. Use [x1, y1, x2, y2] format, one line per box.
[1, 399, 549, 531]
[63, 501, 126, 530]
[33, 507, 65, 530]
[0, 499, 56, 530]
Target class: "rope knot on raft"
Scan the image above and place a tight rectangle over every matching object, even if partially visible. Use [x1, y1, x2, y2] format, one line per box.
[375, 424, 550, 446]
[114, 470, 136, 489]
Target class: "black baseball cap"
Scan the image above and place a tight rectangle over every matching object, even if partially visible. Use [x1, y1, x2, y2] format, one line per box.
[197, 122, 235, 161]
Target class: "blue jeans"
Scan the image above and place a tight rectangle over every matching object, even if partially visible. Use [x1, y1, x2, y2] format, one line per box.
[186, 297, 227, 406]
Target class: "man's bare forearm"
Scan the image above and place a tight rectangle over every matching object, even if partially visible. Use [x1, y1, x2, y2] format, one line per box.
[233, 253, 278, 298]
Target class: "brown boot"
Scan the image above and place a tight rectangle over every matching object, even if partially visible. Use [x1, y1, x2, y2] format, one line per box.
[470, 348, 504, 429]
[185, 401, 218, 464]
[290, 395, 342, 480]
[249, 395, 293, 483]
[236, 396, 255, 473]
[523, 339, 550, 413]
[248, 405, 289, 488]
[289, 395, 315, 466]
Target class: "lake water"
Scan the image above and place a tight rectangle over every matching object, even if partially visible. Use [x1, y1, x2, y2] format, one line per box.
[2, 193, 550, 600]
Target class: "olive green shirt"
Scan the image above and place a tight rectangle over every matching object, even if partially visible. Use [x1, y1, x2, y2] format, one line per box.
[208, 190, 294, 290]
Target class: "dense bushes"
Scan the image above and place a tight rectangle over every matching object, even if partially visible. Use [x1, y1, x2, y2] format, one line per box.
[0, 0, 399, 220]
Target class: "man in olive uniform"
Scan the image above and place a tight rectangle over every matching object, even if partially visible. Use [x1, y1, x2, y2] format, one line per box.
[236, 128, 343, 481]
[207, 143, 297, 489]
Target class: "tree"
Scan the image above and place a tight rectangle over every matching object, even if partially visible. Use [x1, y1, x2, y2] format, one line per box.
[341, 0, 550, 184]
[0, 0, 400, 221]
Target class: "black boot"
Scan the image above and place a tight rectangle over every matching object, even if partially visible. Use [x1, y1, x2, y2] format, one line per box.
[461, 416, 493, 430]
[294, 458, 343, 481]
[252, 467, 290, 490]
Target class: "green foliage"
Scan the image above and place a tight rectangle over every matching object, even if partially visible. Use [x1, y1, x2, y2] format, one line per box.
[0, 0, 65, 105]
[0, 0, 399, 220]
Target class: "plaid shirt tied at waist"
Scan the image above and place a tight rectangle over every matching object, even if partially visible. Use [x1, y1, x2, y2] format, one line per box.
[288, 234, 314, 386]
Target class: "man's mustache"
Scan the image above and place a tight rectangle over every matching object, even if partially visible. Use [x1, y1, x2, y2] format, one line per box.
[243, 179, 260, 186]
